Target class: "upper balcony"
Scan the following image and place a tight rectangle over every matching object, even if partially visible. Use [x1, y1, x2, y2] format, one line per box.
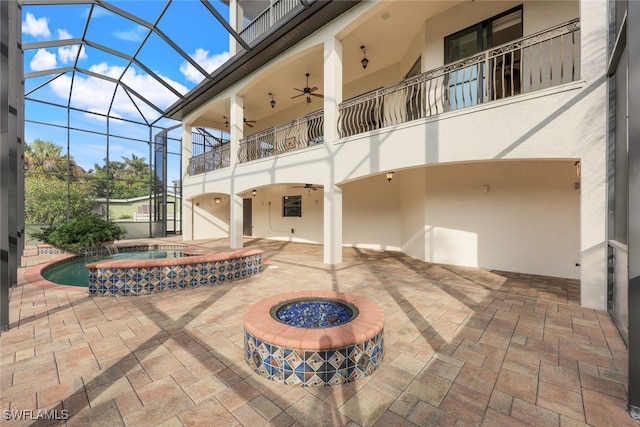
[237, 0, 306, 46]
[185, 1, 582, 174]
[187, 128, 230, 176]
[339, 19, 580, 138]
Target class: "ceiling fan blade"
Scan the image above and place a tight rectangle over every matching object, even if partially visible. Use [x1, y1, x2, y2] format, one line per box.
[310, 93, 324, 98]
[306, 97, 312, 104]
[293, 88, 305, 93]
[308, 87, 318, 92]
[291, 93, 305, 99]
[245, 122, 253, 127]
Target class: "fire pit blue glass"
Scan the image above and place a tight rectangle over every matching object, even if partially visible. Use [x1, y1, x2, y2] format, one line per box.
[271, 297, 359, 328]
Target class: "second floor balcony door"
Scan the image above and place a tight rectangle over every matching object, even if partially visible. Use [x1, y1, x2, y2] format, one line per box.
[444, 6, 523, 110]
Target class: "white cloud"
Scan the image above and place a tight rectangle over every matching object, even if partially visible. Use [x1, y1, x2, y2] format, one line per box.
[55, 29, 88, 64]
[30, 49, 57, 71]
[57, 29, 72, 39]
[58, 44, 87, 64]
[180, 49, 230, 84]
[48, 63, 189, 121]
[113, 25, 147, 42]
[22, 13, 51, 39]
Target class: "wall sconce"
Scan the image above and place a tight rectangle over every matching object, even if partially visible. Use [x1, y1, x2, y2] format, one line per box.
[360, 45, 369, 69]
[386, 171, 394, 183]
[195, 202, 200, 207]
[214, 197, 221, 204]
[223, 116, 229, 128]
[269, 93, 276, 108]
[252, 189, 256, 197]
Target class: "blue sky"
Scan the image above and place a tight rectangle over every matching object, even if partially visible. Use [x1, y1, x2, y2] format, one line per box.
[22, 0, 232, 183]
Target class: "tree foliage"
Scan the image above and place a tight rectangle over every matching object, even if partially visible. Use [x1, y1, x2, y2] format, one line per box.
[25, 175, 95, 224]
[24, 139, 156, 224]
[90, 154, 153, 199]
[25, 139, 84, 178]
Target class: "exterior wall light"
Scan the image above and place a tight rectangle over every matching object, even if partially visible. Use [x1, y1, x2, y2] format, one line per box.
[361, 45, 369, 69]
[386, 171, 394, 182]
[269, 93, 276, 108]
[252, 189, 256, 197]
[214, 197, 221, 204]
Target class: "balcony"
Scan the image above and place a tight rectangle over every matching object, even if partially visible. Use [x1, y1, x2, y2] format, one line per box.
[339, 19, 580, 138]
[239, 0, 304, 45]
[238, 110, 324, 164]
[187, 129, 230, 176]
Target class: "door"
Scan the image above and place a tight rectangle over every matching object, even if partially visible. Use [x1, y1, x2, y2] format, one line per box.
[443, 7, 523, 109]
[243, 198, 252, 236]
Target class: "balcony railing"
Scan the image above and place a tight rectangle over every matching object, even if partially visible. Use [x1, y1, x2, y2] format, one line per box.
[238, 110, 324, 163]
[187, 129, 230, 176]
[339, 19, 580, 138]
[239, 0, 301, 45]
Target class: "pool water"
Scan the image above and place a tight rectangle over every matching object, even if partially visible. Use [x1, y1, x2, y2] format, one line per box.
[43, 250, 183, 287]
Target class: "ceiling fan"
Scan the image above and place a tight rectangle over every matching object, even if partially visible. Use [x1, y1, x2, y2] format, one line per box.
[243, 117, 256, 128]
[292, 183, 323, 191]
[292, 73, 323, 104]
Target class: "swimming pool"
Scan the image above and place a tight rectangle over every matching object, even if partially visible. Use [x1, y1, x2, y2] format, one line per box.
[42, 250, 183, 287]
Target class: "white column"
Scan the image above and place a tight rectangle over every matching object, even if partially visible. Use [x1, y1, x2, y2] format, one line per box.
[323, 35, 343, 264]
[578, 0, 608, 309]
[229, 94, 244, 248]
[229, 0, 239, 56]
[181, 124, 193, 241]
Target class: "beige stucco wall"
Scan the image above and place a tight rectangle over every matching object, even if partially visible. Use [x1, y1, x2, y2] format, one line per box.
[181, 0, 607, 308]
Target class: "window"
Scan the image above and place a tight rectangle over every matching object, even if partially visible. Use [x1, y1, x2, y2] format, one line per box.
[283, 195, 302, 217]
[444, 6, 523, 109]
[444, 6, 522, 64]
[405, 57, 421, 79]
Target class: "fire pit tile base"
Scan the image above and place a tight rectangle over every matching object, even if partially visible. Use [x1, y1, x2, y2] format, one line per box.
[244, 330, 384, 386]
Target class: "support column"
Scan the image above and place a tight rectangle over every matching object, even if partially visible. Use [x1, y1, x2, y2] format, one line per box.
[0, 0, 21, 331]
[229, 94, 244, 249]
[628, 0, 640, 416]
[323, 35, 342, 264]
[229, 0, 239, 56]
[181, 124, 193, 240]
[579, 0, 609, 309]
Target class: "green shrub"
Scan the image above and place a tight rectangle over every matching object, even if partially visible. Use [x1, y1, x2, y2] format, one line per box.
[31, 214, 126, 252]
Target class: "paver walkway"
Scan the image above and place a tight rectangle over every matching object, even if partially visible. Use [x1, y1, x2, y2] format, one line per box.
[1, 238, 636, 426]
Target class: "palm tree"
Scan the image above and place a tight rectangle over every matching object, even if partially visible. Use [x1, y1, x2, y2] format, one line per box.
[25, 139, 85, 179]
[121, 154, 148, 180]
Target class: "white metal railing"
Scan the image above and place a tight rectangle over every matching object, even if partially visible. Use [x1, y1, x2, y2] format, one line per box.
[238, 110, 324, 163]
[239, 0, 301, 45]
[339, 19, 580, 138]
[187, 144, 231, 175]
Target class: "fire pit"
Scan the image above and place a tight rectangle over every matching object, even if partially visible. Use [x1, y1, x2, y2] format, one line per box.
[243, 290, 385, 386]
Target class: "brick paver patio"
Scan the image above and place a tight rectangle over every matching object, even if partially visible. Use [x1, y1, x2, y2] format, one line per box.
[1, 238, 636, 426]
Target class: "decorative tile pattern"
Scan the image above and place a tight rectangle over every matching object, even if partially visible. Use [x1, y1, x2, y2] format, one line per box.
[37, 245, 65, 255]
[87, 252, 262, 297]
[244, 329, 384, 387]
